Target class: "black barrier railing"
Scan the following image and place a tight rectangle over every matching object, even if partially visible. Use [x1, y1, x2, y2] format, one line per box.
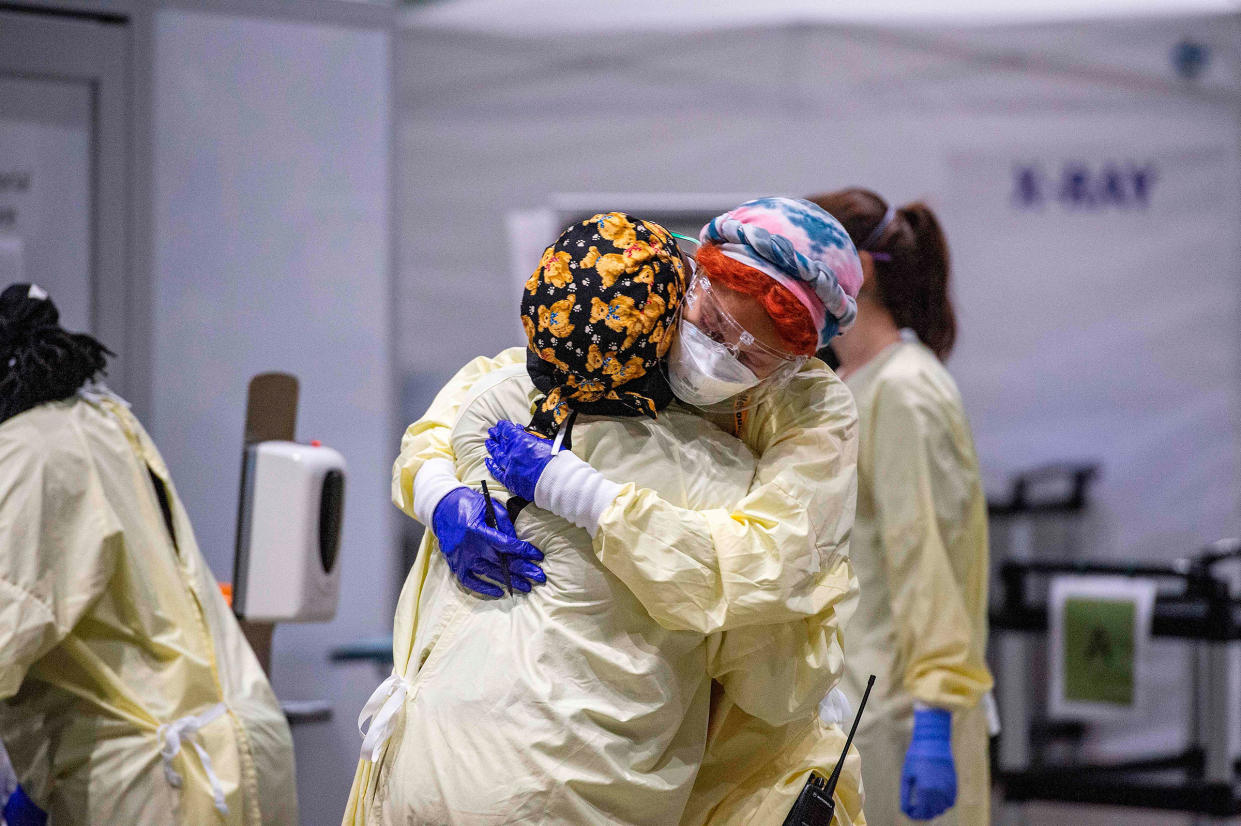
[991, 542, 1241, 816]
[987, 462, 1100, 516]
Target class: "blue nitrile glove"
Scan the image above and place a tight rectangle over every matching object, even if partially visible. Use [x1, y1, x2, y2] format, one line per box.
[432, 486, 545, 598]
[4, 786, 48, 826]
[901, 707, 957, 820]
[484, 420, 554, 501]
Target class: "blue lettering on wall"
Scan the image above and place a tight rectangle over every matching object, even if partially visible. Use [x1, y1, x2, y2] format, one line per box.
[1011, 161, 1156, 210]
[1013, 165, 1043, 208]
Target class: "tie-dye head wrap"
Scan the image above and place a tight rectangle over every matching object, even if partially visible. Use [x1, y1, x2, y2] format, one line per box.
[521, 212, 685, 437]
[701, 197, 862, 347]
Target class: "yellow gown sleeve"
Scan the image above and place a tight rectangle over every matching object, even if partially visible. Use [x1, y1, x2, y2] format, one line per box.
[595, 363, 859, 634]
[0, 418, 121, 700]
[391, 347, 526, 521]
[681, 695, 866, 826]
[706, 582, 854, 726]
[870, 377, 992, 710]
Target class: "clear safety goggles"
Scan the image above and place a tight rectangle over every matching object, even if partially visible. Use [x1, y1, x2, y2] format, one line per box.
[680, 268, 808, 383]
[669, 231, 701, 281]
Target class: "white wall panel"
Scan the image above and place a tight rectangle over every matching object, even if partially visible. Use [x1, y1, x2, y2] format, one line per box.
[154, 10, 392, 820]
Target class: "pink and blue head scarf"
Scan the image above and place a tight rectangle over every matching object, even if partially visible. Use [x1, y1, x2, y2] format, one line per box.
[700, 197, 862, 347]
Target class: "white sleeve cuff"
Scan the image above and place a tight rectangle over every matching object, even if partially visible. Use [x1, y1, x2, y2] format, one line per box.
[818, 687, 852, 727]
[412, 457, 466, 527]
[533, 451, 621, 538]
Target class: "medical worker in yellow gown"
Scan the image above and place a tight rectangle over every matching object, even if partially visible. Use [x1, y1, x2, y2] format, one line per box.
[811, 189, 993, 825]
[0, 284, 297, 825]
[370, 201, 870, 824]
[344, 213, 864, 824]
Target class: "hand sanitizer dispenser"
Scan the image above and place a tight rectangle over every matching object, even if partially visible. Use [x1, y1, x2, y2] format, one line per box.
[232, 373, 346, 624]
[234, 440, 346, 622]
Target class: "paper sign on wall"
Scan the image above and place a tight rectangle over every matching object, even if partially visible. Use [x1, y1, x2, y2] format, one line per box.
[1049, 576, 1156, 719]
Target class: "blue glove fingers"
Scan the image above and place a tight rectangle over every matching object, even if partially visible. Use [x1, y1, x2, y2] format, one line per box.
[459, 571, 504, 598]
[934, 778, 956, 815]
[470, 529, 545, 587]
[484, 432, 508, 452]
[484, 458, 509, 490]
[508, 559, 547, 583]
[472, 558, 532, 595]
[477, 507, 543, 559]
[901, 766, 916, 817]
[484, 437, 505, 464]
[474, 524, 526, 556]
[455, 534, 501, 569]
[905, 785, 952, 821]
[471, 557, 509, 584]
[901, 752, 956, 819]
[490, 419, 527, 442]
[503, 537, 544, 562]
[905, 790, 929, 821]
[490, 424, 552, 500]
[925, 790, 953, 818]
[486, 422, 516, 454]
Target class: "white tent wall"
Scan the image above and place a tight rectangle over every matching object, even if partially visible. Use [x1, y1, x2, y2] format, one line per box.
[397, 10, 1241, 762]
[151, 6, 394, 821]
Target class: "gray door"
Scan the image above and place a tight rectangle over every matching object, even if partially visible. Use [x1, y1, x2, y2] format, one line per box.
[0, 10, 140, 409]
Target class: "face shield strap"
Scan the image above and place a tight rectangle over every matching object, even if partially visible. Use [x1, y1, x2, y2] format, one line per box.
[861, 205, 896, 252]
[550, 409, 578, 454]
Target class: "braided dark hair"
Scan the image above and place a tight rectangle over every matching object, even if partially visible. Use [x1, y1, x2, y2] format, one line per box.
[0, 283, 113, 424]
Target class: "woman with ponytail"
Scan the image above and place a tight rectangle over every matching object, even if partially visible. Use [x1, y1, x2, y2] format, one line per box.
[808, 190, 993, 825]
[0, 284, 297, 824]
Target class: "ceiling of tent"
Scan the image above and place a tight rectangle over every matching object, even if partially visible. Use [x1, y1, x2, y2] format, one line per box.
[401, 0, 1241, 32]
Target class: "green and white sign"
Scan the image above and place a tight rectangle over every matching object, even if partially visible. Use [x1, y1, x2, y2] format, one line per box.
[1063, 597, 1135, 705]
[1049, 577, 1155, 719]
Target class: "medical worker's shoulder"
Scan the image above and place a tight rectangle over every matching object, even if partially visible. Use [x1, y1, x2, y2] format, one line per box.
[401, 348, 527, 436]
[474, 346, 526, 375]
[0, 399, 94, 485]
[451, 361, 537, 437]
[872, 342, 963, 431]
[764, 357, 857, 431]
[451, 347, 526, 381]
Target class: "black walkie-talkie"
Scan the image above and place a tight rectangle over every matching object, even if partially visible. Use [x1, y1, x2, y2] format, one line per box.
[782, 675, 876, 826]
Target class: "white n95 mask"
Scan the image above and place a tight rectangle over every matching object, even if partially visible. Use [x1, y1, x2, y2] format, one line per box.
[666, 320, 761, 407]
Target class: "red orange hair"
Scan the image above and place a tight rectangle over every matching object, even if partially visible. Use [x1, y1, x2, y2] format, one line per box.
[694, 243, 818, 356]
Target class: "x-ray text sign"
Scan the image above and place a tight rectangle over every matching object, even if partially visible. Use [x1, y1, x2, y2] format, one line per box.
[1012, 161, 1156, 211]
[949, 145, 1233, 221]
